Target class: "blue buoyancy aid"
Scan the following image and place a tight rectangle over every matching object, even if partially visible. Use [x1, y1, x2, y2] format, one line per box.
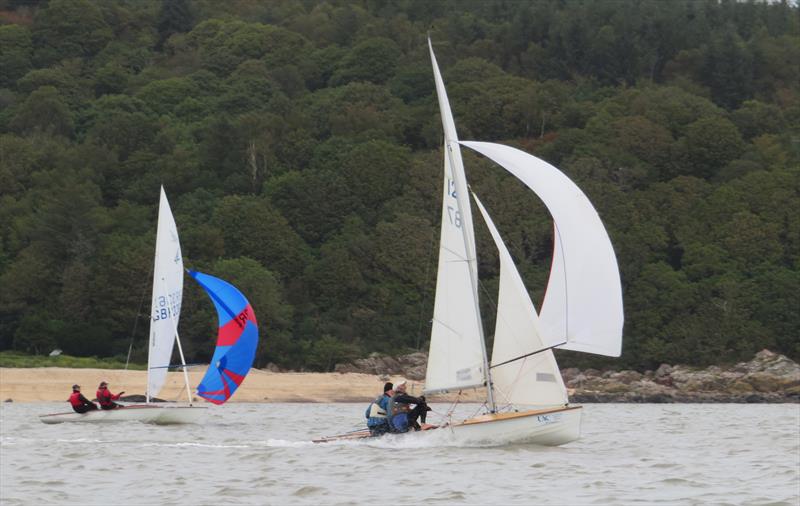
[365, 395, 390, 428]
[387, 393, 412, 433]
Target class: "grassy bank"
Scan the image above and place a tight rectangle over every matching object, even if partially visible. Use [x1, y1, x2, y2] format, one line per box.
[0, 351, 145, 370]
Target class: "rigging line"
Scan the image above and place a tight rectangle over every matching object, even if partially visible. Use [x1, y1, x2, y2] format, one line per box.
[415, 227, 436, 350]
[489, 341, 568, 369]
[441, 245, 470, 262]
[125, 260, 155, 370]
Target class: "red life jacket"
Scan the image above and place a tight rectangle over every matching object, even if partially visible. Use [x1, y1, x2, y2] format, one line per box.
[96, 389, 112, 406]
[69, 391, 84, 408]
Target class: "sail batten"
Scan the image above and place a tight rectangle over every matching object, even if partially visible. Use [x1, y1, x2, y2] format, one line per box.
[461, 141, 624, 358]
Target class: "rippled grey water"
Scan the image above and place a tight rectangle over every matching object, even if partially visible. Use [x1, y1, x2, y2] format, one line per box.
[1, 403, 798, 505]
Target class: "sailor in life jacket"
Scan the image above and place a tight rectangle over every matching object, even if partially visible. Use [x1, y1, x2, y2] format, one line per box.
[96, 381, 125, 410]
[364, 382, 394, 436]
[387, 380, 430, 433]
[68, 384, 98, 414]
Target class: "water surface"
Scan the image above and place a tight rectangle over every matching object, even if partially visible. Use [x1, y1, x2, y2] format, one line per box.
[1, 403, 797, 505]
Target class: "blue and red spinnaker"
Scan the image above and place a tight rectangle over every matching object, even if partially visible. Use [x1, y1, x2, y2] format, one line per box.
[190, 270, 259, 405]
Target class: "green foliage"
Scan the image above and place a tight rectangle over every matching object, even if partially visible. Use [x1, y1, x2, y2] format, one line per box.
[0, 25, 32, 87]
[0, 351, 145, 369]
[0, 0, 797, 374]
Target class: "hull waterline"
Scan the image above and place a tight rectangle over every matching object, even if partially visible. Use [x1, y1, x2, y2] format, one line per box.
[39, 404, 207, 425]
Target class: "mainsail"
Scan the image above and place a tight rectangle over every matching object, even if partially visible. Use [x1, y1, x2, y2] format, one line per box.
[425, 39, 489, 394]
[460, 141, 624, 357]
[147, 187, 184, 400]
[472, 193, 568, 407]
[190, 271, 259, 405]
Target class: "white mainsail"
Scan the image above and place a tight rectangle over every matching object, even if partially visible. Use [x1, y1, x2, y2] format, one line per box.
[473, 193, 568, 407]
[460, 141, 624, 357]
[146, 186, 184, 400]
[424, 39, 488, 394]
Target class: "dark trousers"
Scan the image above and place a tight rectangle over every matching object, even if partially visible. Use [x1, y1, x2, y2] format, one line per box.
[73, 404, 98, 414]
[407, 402, 431, 428]
[100, 402, 119, 410]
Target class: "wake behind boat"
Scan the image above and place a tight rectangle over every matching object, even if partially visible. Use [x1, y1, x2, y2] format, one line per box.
[39, 188, 260, 424]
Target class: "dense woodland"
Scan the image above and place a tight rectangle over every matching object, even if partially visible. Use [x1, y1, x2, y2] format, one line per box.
[0, 0, 797, 372]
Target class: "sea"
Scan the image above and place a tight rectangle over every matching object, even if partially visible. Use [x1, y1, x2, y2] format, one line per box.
[1, 403, 798, 505]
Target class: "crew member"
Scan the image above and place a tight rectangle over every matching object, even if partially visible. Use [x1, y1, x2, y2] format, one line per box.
[96, 381, 125, 410]
[387, 380, 431, 433]
[365, 382, 394, 436]
[68, 385, 98, 414]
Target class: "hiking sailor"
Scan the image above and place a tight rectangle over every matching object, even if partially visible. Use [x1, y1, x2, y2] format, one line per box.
[68, 384, 98, 414]
[96, 381, 125, 410]
[365, 382, 394, 436]
[387, 380, 431, 433]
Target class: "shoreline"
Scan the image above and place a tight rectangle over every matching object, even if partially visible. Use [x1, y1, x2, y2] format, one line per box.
[0, 367, 482, 404]
[1, 358, 798, 404]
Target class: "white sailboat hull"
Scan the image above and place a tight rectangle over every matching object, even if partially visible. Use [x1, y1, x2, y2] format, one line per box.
[39, 405, 207, 425]
[445, 405, 581, 446]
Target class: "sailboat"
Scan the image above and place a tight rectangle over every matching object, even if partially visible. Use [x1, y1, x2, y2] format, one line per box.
[40, 188, 260, 424]
[315, 40, 622, 446]
[412, 39, 623, 445]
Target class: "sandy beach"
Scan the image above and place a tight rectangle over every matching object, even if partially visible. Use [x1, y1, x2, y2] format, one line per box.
[0, 367, 481, 403]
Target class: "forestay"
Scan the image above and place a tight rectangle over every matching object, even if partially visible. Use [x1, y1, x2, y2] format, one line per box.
[190, 271, 259, 405]
[147, 187, 184, 400]
[425, 39, 487, 393]
[472, 193, 568, 407]
[460, 141, 624, 357]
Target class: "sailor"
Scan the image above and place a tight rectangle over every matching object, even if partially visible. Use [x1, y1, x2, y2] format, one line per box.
[96, 381, 125, 410]
[365, 382, 394, 436]
[387, 380, 431, 433]
[68, 385, 98, 413]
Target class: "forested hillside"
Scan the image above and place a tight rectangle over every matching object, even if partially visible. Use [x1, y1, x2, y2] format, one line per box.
[0, 0, 797, 371]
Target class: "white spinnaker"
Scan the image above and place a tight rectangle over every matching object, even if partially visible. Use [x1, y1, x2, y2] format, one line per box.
[424, 40, 487, 393]
[473, 193, 568, 407]
[461, 141, 624, 357]
[147, 187, 184, 400]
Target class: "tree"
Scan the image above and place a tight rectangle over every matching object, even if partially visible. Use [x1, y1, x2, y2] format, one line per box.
[684, 117, 745, 178]
[329, 37, 402, 86]
[0, 25, 32, 88]
[10, 86, 74, 138]
[157, 0, 195, 50]
[31, 0, 113, 66]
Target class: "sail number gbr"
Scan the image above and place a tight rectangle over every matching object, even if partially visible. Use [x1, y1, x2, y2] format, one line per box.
[152, 291, 182, 322]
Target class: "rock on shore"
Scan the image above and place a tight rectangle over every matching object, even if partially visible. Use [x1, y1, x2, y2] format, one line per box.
[335, 349, 800, 403]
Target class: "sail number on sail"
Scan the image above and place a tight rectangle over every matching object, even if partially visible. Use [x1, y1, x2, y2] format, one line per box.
[446, 178, 462, 228]
[152, 290, 182, 322]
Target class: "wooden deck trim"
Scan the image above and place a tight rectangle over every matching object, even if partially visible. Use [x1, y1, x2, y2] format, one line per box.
[454, 405, 582, 427]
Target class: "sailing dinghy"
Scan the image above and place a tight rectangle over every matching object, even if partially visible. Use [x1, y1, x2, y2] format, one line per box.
[316, 40, 623, 446]
[40, 189, 259, 424]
